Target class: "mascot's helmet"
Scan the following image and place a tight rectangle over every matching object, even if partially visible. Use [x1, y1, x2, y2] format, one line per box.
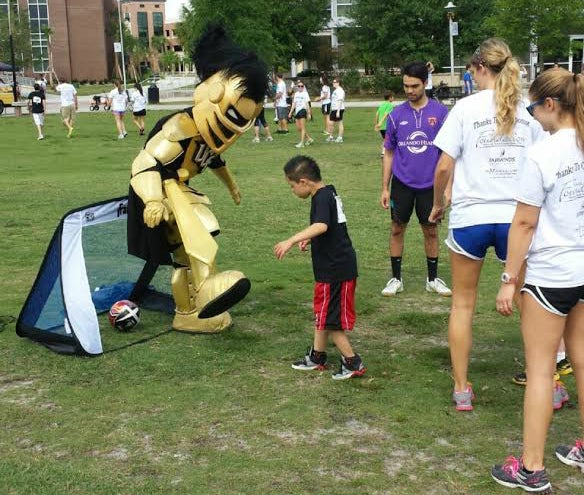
[192, 24, 268, 154]
[193, 73, 262, 154]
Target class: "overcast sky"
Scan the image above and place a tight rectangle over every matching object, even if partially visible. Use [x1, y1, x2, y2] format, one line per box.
[165, 0, 188, 23]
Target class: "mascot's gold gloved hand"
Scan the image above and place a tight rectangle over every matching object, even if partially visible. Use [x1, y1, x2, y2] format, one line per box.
[144, 200, 170, 228]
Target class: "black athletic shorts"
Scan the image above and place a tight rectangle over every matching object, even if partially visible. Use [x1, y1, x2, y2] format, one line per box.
[133, 109, 146, 117]
[390, 175, 434, 225]
[295, 109, 308, 120]
[330, 109, 344, 122]
[522, 283, 584, 316]
[254, 108, 267, 127]
[321, 103, 331, 115]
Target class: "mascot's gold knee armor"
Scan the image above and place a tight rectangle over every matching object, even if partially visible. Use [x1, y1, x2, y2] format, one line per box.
[127, 24, 268, 333]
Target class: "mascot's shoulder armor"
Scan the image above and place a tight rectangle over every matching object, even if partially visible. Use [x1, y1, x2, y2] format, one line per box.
[162, 112, 199, 142]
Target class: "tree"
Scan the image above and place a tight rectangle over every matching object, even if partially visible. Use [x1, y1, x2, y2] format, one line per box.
[175, 0, 329, 69]
[485, 0, 584, 61]
[148, 35, 166, 74]
[0, 6, 32, 70]
[343, 0, 494, 70]
[160, 50, 180, 72]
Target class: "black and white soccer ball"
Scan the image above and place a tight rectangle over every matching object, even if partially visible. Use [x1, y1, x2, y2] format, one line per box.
[108, 300, 140, 332]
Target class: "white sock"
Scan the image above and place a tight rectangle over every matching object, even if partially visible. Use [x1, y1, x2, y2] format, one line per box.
[557, 352, 566, 363]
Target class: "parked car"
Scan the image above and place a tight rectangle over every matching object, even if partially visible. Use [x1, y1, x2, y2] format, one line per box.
[0, 83, 17, 114]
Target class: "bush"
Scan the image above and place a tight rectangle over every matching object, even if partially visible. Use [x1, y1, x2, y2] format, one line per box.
[372, 71, 403, 95]
[341, 69, 361, 94]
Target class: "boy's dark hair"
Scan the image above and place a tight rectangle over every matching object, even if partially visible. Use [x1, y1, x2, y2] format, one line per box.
[284, 155, 322, 182]
[33, 83, 40, 91]
[384, 90, 394, 100]
[403, 62, 428, 83]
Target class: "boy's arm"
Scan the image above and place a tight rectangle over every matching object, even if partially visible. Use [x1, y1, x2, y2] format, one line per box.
[274, 222, 328, 260]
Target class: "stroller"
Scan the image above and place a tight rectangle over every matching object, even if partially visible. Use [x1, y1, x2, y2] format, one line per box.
[89, 95, 110, 111]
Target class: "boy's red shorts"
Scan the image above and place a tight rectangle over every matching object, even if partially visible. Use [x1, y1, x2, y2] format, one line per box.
[313, 279, 356, 331]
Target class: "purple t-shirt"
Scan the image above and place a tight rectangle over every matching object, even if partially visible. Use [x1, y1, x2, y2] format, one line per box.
[384, 99, 449, 189]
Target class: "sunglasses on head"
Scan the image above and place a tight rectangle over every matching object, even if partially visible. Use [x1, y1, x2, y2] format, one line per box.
[526, 97, 560, 117]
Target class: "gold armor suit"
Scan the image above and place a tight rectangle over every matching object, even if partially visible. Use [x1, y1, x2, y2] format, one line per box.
[129, 72, 262, 333]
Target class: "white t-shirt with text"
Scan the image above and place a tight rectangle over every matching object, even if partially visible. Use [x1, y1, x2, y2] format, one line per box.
[433, 89, 546, 228]
[292, 90, 311, 113]
[518, 128, 584, 287]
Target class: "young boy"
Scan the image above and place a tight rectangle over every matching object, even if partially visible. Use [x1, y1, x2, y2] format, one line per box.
[374, 90, 395, 156]
[274, 155, 366, 380]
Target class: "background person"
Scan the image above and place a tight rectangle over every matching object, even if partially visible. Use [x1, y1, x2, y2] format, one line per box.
[288, 80, 313, 148]
[380, 62, 450, 298]
[131, 83, 147, 136]
[429, 38, 546, 412]
[327, 78, 345, 143]
[56, 79, 78, 138]
[107, 80, 129, 139]
[491, 68, 584, 494]
[274, 155, 366, 380]
[374, 90, 394, 156]
[463, 64, 473, 96]
[274, 73, 289, 134]
[314, 75, 331, 135]
[27, 83, 46, 140]
[425, 61, 435, 99]
[252, 103, 273, 143]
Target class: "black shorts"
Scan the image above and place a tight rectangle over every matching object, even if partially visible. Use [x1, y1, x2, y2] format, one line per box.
[379, 130, 386, 139]
[330, 109, 344, 122]
[522, 284, 584, 316]
[390, 176, 434, 225]
[295, 109, 308, 120]
[133, 109, 146, 117]
[254, 108, 267, 127]
[321, 103, 331, 115]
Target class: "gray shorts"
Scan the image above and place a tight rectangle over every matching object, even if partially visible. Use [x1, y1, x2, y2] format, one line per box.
[276, 106, 288, 120]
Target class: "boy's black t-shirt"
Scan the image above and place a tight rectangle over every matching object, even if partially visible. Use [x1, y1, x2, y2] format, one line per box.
[310, 184, 358, 283]
[28, 90, 45, 114]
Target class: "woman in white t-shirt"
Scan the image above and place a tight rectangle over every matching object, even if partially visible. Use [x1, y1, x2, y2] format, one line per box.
[131, 82, 148, 136]
[107, 80, 129, 139]
[327, 77, 345, 143]
[429, 38, 545, 412]
[490, 69, 584, 492]
[288, 80, 313, 148]
[314, 75, 331, 135]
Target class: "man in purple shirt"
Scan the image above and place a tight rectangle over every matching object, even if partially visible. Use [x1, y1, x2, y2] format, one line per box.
[379, 61, 451, 297]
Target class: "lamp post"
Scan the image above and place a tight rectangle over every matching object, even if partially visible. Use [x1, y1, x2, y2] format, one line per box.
[6, 0, 18, 101]
[444, 2, 457, 79]
[116, 0, 127, 89]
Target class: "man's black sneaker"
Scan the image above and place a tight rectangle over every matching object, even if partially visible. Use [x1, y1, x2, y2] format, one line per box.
[291, 347, 327, 371]
[512, 371, 560, 386]
[491, 456, 552, 493]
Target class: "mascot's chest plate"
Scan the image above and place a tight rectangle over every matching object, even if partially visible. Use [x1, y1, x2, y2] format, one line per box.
[183, 140, 216, 176]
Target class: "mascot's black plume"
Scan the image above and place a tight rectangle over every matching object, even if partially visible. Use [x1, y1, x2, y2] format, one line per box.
[192, 23, 269, 103]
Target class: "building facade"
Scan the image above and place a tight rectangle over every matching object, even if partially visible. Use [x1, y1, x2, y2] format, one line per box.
[1, 0, 166, 82]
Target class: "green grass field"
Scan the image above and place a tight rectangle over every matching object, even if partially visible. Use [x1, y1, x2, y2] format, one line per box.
[0, 108, 582, 495]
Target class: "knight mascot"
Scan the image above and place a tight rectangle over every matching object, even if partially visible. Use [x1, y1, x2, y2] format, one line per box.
[127, 24, 268, 333]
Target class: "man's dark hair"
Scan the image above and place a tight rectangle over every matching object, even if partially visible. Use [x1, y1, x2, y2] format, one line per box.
[403, 62, 428, 83]
[284, 155, 322, 182]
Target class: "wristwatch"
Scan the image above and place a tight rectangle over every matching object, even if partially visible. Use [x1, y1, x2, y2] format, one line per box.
[501, 272, 518, 285]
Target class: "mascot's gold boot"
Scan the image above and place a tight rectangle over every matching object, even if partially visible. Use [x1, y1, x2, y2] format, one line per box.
[126, 24, 268, 333]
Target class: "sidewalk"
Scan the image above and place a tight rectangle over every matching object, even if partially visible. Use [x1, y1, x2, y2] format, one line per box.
[3, 93, 387, 117]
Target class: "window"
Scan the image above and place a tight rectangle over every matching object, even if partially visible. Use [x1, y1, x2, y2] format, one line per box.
[137, 11, 148, 46]
[337, 0, 353, 18]
[152, 12, 163, 37]
[27, 0, 50, 72]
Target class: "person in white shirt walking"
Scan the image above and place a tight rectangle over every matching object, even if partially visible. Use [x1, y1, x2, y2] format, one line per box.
[56, 80, 78, 138]
[314, 75, 331, 135]
[288, 80, 313, 148]
[131, 83, 148, 136]
[327, 78, 345, 143]
[107, 80, 129, 139]
[274, 73, 289, 134]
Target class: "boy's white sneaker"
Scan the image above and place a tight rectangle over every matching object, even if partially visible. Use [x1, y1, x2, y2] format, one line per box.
[335, 136, 344, 143]
[251, 137, 260, 143]
[381, 278, 403, 296]
[426, 278, 452, 296]
[326, 135, 335, 142]
[265, 136, 273, 142]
